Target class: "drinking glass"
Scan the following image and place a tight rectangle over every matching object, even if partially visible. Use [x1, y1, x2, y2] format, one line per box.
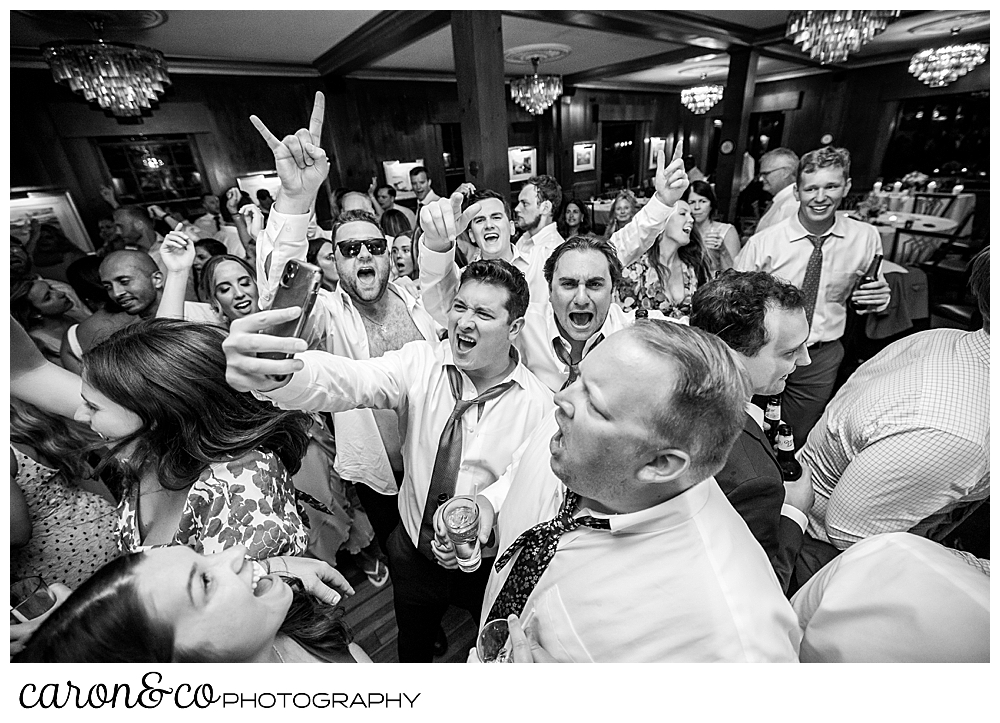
[441, 496, 481, 573]
[477, 618, 514, 663]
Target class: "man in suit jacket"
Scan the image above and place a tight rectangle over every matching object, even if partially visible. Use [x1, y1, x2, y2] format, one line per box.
[691, 270, 815, 594]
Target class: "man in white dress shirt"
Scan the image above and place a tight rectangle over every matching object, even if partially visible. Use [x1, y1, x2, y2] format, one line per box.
[755, 147, 800, 232]
[369, 182, 417, 229]
[225, 259, 553, 663]
[472, 321, 801, 662]
[736, 146, 891, 448]
[409, 165, 440, 220]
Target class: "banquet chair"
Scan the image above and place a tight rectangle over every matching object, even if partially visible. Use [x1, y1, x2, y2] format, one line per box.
[919, 230, 988, 330]
[912, 192, 958, 218]
[889, 209, 974, 266]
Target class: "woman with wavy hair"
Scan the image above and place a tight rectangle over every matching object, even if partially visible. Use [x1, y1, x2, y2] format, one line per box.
[10, 397, 118, 588]
[557, 198, 592, 240]
[76, 318, 311, 558]
[601, 190, 640, 239]
[14, 545, 370, 663]
[616, 199, 711, 320]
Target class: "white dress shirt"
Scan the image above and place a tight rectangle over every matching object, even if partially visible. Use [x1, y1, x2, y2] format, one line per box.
[801, 328, 990, 549]
[756, 184, 799, 233]
[256, 208, 441, 494]
[791, 532, 989, 662]
[262, 339, 553, 548]
[421, 196, 677, 321]
[735, 212, 885, 345]
[480, 413, 801, 662]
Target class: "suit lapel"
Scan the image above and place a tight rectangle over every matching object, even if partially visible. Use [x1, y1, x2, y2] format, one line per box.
[744, 414, 781, 469]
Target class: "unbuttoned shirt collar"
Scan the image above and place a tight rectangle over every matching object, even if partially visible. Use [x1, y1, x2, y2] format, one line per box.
[438, 338, 528, 396]
[517, 221, 563, 257]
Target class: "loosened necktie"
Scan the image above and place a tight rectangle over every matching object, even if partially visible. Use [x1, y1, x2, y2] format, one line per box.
[800, 234, 826, 328]
[417, 366, 515, 560]
[552, 333, 604, 391]
[485, 489, 610, 621]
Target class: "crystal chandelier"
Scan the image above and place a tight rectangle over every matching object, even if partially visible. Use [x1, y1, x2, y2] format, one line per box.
[681, 76, 723, 115]
[510, 57, 562, 115]
[786, 11, 900, 64]
[909, 43, 989, 88]
[40, 23, 171, 118]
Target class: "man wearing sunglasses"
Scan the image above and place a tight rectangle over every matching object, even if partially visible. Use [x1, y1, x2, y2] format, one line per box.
[238, 94, 442, 598]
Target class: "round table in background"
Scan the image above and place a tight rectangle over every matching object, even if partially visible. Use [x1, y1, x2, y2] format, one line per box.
[840, 211, 957, 265]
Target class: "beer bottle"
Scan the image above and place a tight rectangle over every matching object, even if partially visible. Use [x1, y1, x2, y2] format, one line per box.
[763, 395, 782, 446]
[855, 254, 883, 309]
[774, 423, 802, 481]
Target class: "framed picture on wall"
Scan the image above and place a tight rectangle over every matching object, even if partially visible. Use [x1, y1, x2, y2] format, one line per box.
[10, 188, 93, 255]
[508, 146, 537, 183]
[236, 172, 281, 204]
[382, 159, 425, 200]
[648, 137, 667, 170]
[573, 142, 596, 172]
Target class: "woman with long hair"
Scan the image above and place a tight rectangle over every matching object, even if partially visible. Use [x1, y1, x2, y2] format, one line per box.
[601, 190, 640, 239]
[11, 277, 77, 364]
[684, 180, 741, 275]
[77, 318, 310, 558]
[616, 200, 711, 320]
[10, 398, 118, 588]
[307, 237, 340, 291]
[14, 544, 370, 663]
[557, 198, 592, 239]
[199, 254, 260, 323]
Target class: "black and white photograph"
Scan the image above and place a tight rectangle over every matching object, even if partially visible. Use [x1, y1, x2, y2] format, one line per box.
[7, 8, 990, 718]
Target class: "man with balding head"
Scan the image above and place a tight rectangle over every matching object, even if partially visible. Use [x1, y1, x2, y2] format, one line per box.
[340, 190, 377, 215]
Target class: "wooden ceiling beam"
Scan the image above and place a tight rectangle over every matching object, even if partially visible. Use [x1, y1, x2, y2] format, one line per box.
[564, 45, 718, 86]
[314, 10, 452, 77]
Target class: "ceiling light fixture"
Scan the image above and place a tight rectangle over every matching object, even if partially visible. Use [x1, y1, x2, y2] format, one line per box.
[909, 43, 989, 87]
[681, 75, 723, 115]
[40, 19, 171, 118]
[786, 10, 900, 64]
[510, 56, 563, 116]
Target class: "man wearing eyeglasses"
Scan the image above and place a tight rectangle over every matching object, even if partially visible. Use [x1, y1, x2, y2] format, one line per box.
[756, 148, 800, 232]
[242, 94, 441, 587]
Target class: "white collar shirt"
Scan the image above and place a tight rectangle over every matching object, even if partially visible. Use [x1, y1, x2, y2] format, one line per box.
[734, 212, 883, 344]
[263, 339, 554, 548]
[756, 184, 799, 232]
[480, 414, 801, 662]
[256, 208, 442, 494]
[801, 328, 990, 548]
[418, 190, 441, 207]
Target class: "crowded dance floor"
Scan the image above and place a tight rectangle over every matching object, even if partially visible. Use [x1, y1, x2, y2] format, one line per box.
[9, 10, 989, 666]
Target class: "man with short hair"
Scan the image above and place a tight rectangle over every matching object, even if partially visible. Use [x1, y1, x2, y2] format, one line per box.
[736, 146, 891, 448]
[113, 206, 158, 251]
[369, 182, 417, 228]
[513, 174, 564, 265]
[474, 322, 801, 661]
[755, 147, 800, 232]
[690, 270, 814, 592]
[408, 165, 440, 211]
[796, 247, 990, 583]
[193, 192, 224, 237]
[225, 258, 554, 663]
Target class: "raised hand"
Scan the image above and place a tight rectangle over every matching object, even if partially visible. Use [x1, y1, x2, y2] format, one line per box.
[159, 230, 196, 274]
[419, 191, 483, 253]
[240, 203, 265, 238]
[223, 307, 307, 393]
[250, 91, 329, 214]
[99, 184, 119, 209]
[653, 139, 690, 208]
[225, 187, 242, 214]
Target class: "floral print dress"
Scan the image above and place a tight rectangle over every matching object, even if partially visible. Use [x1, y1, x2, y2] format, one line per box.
[617, 254, 699, 320]
[117, 448, 307, 559]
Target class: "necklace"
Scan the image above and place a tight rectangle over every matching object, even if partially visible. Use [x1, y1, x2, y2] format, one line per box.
[356, 310, 388, 328]
[272, 643, 285, 663]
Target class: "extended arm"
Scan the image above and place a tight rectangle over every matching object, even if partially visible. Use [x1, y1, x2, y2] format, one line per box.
[11, 317, 82, 420]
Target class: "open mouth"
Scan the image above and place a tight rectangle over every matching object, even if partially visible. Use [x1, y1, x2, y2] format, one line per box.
[455, 333, 477, 352]
[233, 299, 253, 312]
[118, 296, 137, 308]
[253, 575, 275, 597]
[357, 268, 376, 282]
[568, 311, 594, 329]
[809, 204, 832, 214]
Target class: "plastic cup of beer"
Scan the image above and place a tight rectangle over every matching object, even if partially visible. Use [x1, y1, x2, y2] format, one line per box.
[11, 576, 56, 624]
[442, 495, 481, 573]
[477, 618, 514, 663]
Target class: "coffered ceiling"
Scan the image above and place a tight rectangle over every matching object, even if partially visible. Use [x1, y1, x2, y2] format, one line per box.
[10, 9, 991, 88]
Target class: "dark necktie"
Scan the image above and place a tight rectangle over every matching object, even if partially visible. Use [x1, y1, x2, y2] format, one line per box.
[213, 213, 222, 233]
[486, 489, 610, 622]
[800, 234, 826, 327]
[552, 333, 604, 391]
[417, 365, 516, 559]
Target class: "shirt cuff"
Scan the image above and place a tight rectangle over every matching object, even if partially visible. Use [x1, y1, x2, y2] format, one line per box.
[642, 194, 675, 223]
[258, 355, 313, 408]
[780, 504, 809, 533]
[420, 244, 456, 276]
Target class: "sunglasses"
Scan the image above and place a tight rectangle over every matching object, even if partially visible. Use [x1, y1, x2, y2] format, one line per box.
[336, 238, 388, 258]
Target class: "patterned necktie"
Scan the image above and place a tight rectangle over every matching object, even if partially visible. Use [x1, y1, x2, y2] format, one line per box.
[799, 234, 826, 327]
[417, 365, 516, 559]
[552, 333, 604, 391]
[486, 489, 610, 622]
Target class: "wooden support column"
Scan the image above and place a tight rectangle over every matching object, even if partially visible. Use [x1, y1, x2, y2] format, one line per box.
[714, 46, 759, 222]
[451, 11, 510, 198]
